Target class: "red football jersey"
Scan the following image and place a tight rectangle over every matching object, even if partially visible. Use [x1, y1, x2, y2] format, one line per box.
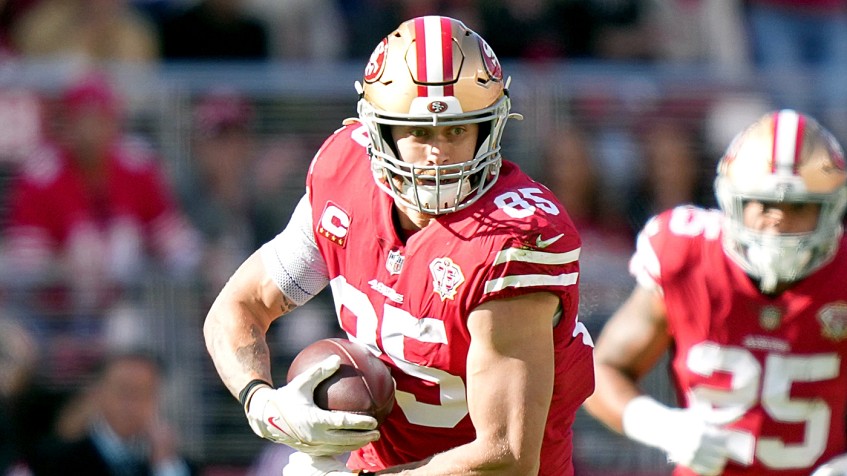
[631, 205, 847, 475]
[306, 122, 595, 474]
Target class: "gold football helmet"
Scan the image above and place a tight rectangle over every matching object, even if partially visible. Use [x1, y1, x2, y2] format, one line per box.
[356, 16, 520, 214]
[715, 109, 847, 292]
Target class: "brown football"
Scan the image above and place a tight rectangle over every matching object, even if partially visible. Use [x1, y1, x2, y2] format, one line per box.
[286, 338, 395, 425]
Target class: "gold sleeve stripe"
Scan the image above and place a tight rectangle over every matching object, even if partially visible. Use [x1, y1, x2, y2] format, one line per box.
[484, 272, 579, 294]
[492, 247, 580, 266]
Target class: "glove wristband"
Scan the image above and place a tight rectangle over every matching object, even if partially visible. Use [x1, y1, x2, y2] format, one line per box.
[354, 471, 377, 475]
[239, 378, 272, 411]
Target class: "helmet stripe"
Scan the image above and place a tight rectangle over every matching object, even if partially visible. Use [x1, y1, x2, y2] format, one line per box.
[794, 113, 806, 174]
[414, 16, 454, 99]
[414, 18, 428, 98]
[440, 16, 454, 97]
[773, 109, 802, 176]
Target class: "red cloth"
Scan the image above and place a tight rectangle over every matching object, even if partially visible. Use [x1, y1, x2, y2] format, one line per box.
[630, 206, 847, 475]
[7, 139, 177, 247]
[306, 122, 594, 475]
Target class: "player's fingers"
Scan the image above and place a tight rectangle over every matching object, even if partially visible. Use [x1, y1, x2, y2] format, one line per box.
[297, 437, 378, 456]
[320, 409, 379, 431]
[291, 355, 343, 390]
[327, 427, 380, 441]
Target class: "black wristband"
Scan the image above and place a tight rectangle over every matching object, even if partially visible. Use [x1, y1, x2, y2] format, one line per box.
[355, 472, 377, 475]
[238, 379, 272, 410]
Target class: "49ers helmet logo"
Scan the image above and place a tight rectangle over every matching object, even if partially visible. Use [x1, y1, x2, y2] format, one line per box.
[478, 37, 502, 81]
[428, 101, 448, 113]
[364, 38, 388, 83]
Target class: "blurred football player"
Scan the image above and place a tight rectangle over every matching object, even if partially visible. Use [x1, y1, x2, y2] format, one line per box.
[203, 15, 594, 475]
[583, 109, 847, 476]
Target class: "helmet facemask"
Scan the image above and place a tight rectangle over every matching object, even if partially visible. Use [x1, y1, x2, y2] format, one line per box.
[715, 110, 847, 293]
[361, 95, 511, 214]
[356, 16, 520, 215]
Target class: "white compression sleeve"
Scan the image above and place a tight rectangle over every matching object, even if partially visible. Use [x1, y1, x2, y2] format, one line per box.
[259, 194, 329, 306]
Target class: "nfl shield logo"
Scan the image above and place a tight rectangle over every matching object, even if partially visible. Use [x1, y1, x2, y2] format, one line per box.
[386, 250, 404, 275]
[430, 257, 465, 301]
[759, 306, 782, 331]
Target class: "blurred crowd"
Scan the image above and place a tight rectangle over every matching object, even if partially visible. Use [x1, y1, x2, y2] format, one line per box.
[0, 0, 846, 475]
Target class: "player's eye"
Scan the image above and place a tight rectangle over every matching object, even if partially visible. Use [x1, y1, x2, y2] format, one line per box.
[448, 126, 467, 137]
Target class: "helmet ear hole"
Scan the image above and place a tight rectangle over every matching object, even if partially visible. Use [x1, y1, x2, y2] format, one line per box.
[378, 124, 400, 158]
[476, 121, 491, 154]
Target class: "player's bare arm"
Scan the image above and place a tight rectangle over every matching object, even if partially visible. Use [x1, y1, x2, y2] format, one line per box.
[375, 292, 558, 475]
[204, 250, 297, 398]
[583, 284, 671, 433]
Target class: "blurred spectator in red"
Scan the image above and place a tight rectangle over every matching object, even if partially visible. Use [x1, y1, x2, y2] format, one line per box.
[11, 0, 159, 63]
[35, 349, 196, 476]
[1, 71, 202, 312]
[158, 0, 269, 61]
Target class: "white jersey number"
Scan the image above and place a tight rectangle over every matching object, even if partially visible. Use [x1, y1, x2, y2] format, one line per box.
[686, 341, 839, 469]
[494, 187, 559, 218]
[329, 276, 468, 428]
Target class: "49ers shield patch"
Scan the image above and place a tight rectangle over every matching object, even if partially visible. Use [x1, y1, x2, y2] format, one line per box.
[818, 302, 847, 341]
[430, 257, 464, 301]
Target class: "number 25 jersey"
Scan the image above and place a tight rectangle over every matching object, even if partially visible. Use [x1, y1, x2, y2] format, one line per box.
[631, 205, 847, 475]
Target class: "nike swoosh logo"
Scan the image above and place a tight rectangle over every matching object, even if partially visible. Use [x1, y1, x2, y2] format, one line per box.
[536, 233, 564, 249]
[267, 417, 288, 434]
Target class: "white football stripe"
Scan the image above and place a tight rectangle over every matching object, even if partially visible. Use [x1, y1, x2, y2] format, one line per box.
[423, 15, 445, 96]
[492, 247, 580, 266]
[774, 110, 800, 174]
[484, 272, 579, 294]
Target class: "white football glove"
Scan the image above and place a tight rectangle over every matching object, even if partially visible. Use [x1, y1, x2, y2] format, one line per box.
[813, 454, 847, 476]
[622, 396, 731, 476]
[245, 355, 380, 455]
[282, 452, 355, 476]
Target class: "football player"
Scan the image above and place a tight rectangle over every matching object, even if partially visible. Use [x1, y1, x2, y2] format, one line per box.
[583, 109, 847, 476]
[203, 15, 595, 475]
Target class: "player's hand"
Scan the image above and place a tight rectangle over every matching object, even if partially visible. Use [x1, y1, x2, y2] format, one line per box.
[282, 452, 354, 476]
[813, 454, 847, 476]
[622, 396, 731, 476]
[245, 355, 380, 455]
